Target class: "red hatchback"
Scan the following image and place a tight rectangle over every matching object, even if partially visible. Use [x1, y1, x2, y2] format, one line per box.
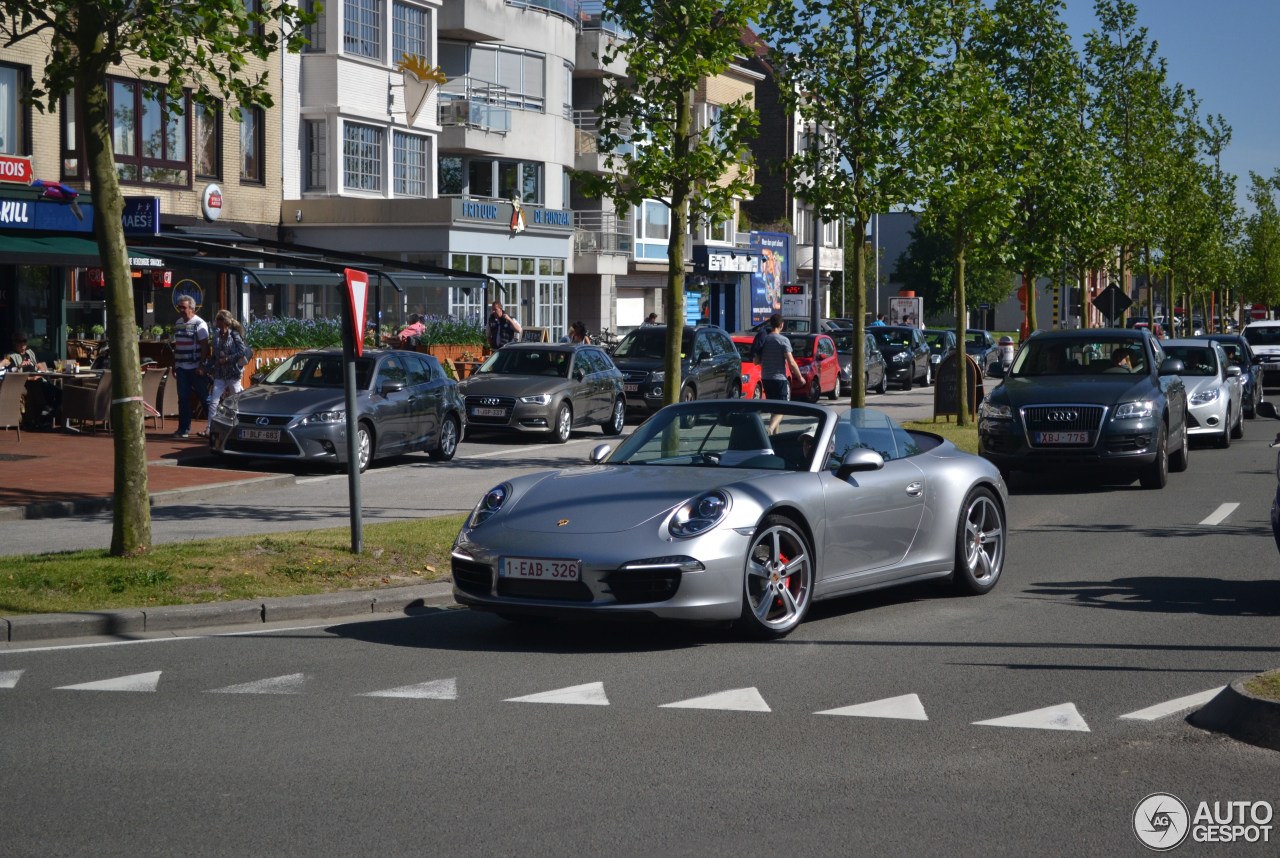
[730, 334, 765, 398]
[788, 333, 841, 401]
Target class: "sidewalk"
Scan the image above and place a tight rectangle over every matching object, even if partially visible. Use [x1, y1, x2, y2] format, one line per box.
[0, 425, 294, 521]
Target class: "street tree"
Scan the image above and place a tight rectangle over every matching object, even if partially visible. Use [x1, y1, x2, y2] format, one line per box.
[579, 0, 763, 406]
[1240, 171, 1280, 311]
[895, 223, 1013, 320]
[0, 0, 310, 556]
[915, 0, 1021, 426]
[760, 0, 943, 408]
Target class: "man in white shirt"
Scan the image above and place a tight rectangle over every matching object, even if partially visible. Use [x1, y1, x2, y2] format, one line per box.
[172, 296, 210, 438]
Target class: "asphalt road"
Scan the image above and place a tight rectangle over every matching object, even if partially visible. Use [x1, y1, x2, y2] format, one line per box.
[1, 388, 1278, 855]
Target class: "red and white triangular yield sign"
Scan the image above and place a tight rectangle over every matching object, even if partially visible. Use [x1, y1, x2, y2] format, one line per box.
[344, 268, 370, 356]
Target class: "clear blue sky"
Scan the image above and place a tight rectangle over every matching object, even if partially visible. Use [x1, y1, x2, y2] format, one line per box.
[1060, 0, 1277, 210]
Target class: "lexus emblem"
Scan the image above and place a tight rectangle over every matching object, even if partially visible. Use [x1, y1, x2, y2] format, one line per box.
[1046, 410, 1079, 422]
[256, 417, 270, 426]
[557, 519, 569, 527]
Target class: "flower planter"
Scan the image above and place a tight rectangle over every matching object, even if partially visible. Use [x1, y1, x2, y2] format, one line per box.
[417, 343, 479, 365]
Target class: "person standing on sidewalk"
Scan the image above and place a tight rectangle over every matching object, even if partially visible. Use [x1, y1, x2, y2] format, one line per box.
[203, 310, 250, 437]
[173, 296, 210, 439]
[757, 314, 803, 432]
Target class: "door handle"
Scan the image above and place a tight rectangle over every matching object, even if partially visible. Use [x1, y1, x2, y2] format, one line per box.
[905, 481, 924, 497]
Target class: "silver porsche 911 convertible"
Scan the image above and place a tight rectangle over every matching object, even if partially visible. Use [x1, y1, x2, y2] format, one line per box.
[451, 400, 1008, 638]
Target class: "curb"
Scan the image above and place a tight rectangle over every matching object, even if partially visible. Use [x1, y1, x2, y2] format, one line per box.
[0, 582, 457, 643]
[1189, 673, 1280, 752]
[0, 472, 297, 522]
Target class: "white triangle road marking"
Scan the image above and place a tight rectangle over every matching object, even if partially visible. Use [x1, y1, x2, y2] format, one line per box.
[815, 693, 928, 721]
[361, 678, 458, 700]
[208, 673, 307, 695]
[1198, 503, 1239, 526]
[505, 682, 610, 706]
[57, 671, 162, 693]
[660, 687, 771, 712]
[1119, 687, 1225, 721]
[974, 702, 1090, 732]
[0, 669, 24, 689]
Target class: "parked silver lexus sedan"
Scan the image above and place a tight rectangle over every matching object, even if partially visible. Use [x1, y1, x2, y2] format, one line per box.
[457, 342, 626, 443]
[209, 348, 465, 472]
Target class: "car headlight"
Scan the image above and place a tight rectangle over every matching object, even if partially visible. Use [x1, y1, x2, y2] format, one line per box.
[1113, 400, 1155, 420]
[469, 483, 510, 528]
[650, 370, 665, 382]
[669, 490, 730, 538]
[741, 372, 750, 384]
[216, 401, 238, 420]
[1189, 388, 1220, 405]
[931, 354, 942, 364]
[978, 400, 1012, 419]
[892, 352, 911, 363]
[301, 409, 345, 425]
[519, 393, 552, 405]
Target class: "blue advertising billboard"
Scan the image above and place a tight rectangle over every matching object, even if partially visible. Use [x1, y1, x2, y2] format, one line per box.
[749, 232, 790, 325]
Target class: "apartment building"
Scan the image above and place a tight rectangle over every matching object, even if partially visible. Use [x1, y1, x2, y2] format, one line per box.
[0, 34, 284, 360]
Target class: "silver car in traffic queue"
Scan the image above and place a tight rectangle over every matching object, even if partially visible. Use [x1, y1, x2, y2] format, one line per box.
[456, 342, 626, 443]
[1160, 338, 1244, 447]
[209, 348, 465, 472]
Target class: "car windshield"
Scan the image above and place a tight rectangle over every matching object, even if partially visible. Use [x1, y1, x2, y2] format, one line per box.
[614, 327, 693, 360]
[868, 327, 912, 348]
[1163, 345, 1219, 376]
[608, 402, 828, 471]
[787, 334, 816, 355]
[831, 331, 854, 353]
[733, 340, 755, 361]
[966, 333, 988, 350]
[1244, 326, 1280, 347]
[925, 332, 950, 353]
[264, 353, 374, 388]
[478, 348, 569, 377]
[1010, 338, 1145, 377]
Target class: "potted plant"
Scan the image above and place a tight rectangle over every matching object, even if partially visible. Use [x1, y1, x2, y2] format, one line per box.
[415, 315, 486, 364]
[150, 324, 165, 340]
[90, 323, 106, 340]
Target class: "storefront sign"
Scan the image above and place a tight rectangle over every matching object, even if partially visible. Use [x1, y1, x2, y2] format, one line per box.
[452, 199, 575, 232]
[706, 252, 758, 273]
[201, 184, 223, 222]
[122, 196, 161, 235]
[532, 208, 573, 227]
[0, 155, 33, 184]
[0, 195, 95, 232]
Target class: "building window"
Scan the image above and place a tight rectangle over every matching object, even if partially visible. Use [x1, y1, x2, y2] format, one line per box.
[303, 120, 328, 191]
[392, 2, 427, 59]
[240, 106, 264, 183]
[194, 101, 222, 179]
[393, 130, 427, 197]
[439, 156, 463, 196]
[344, 0, 382, 59]
[243, 0, 264, 38]
[464, 158, 541, 203]
[343, 122, 383, 191]
[61, 92, 79, 179]
[562, 61, 573, 120]
[0, 64, 27, 156]
[463, 43, 545, 112]
[303, 0, 327, 51]
[110, 78, 189, 186]
[641, 201, 669, 240]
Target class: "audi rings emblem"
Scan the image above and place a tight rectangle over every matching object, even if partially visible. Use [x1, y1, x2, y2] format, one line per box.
[482, 397, 502, 406]
[1045, 410, 1079, 422]
[256, 417, 271, 426]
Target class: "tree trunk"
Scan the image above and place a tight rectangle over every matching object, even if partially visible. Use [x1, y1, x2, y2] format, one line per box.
[1024, 266, 1037, 336]
[663, 86, 692, 408]
[954, 231, 969, 427]
[75, 11, 152, 556]
[1079, 266, 1090, 329]
[849, 217, 868, 408]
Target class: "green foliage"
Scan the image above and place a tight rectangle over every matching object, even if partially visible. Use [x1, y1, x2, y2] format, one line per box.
[1241, 171, 1280, 307]
[896, 223, 1014, 318]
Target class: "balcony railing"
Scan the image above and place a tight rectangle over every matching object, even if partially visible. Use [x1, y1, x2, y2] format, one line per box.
[579, 1, 630, 37]
[573, 110, 635, 158]
[573, 211, 630, 255]
[438, 78, 513, 134]
[508, 0, 583, 28]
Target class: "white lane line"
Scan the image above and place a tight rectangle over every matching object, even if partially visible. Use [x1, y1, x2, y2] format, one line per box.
[1199, 503, 1240, 526]
[505, 681, 610, 706]
[208, 672, 307, 695]
[660, 687, 771, 712]
[0, 669, 23, 688]
[1119, 687, 1225, 721]
[973, 702, 1090, 732]
[57, 671, 162, 692]
[361, 678, 458, 700]
[815, 693, 929, 721]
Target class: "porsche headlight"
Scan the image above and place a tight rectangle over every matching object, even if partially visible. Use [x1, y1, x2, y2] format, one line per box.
[1190, 388, 1221, 405]
[1113, 400, 1155, 420]
[301, 409, 345, 425]
[669, 490, 730, 538]
[469, 483, 510, 528]
[519, 393, 552, 405]
[978, 400, 1012, 420]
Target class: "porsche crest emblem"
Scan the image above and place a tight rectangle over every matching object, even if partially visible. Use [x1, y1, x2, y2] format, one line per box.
[557, 519, 570, 527]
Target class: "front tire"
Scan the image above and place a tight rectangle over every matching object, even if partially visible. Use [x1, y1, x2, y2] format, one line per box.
[807, 378, 821, 403]
[924, 362, 933, 386]
[343, 422, 373, 473]
[827, 372, 841, 401]
[876, 371, 887, 395]
[901, 370, 912, 391]
[428, 415, 460, 461]
[752, 381, 763, 400]
[553, 402, 572, 444]
[1215, 410, 1231, 448]
[737, 515, 813, 639]
[1169, 416, 1189, 473]
[601, 397, 625, 436]
[952, 487, 1005, 595]
[1231, 406, 1244, 439]
[1139, 423, 1169, 489]
[680, 385, 696, 403]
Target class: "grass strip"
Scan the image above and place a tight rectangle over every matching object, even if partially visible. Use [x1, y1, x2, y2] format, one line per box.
[903, 419, 979, 455]
[1244, 669, 1280, 703]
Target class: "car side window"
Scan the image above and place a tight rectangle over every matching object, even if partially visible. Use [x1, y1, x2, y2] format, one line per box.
[377, 357, 408, 388]
[406, 354, 433, 386]
[693, 333, 711, 361]
[818, 337, 834, 358]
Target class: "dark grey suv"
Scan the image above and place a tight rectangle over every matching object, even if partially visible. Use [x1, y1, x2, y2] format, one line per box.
[611, 325, 742, 411]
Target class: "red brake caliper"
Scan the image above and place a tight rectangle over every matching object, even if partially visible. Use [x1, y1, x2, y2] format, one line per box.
[776, 550, 791, 608]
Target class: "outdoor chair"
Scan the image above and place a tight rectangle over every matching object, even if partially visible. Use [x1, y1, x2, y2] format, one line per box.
[141, 368, 167, 431]
[0, 373, 27, 441]
[61, 370, 113, 434]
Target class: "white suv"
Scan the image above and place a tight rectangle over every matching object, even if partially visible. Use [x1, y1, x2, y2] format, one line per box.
[1243, 320, 1280, 391]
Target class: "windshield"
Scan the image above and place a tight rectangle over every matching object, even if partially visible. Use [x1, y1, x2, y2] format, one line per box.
[608, 402, 826, 470]
[614, 327, 693, 360]
[966, 332, 988, 350]
[831, 331, 854, 353]
[925, 332, 951, 353]
[787, 334, 815, 356]
[478, 348, 569, 377]
[1163, 345, 1219, 377]
[264, 353, 374, 388]
[1244, 326, 1280, 347]
[1010, 338, 1145, 377]
[868, 327, 913, 348]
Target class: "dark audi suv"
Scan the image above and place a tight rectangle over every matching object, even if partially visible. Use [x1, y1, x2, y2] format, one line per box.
[611, 324, 741, 412]
[978, 328, 1189, 489]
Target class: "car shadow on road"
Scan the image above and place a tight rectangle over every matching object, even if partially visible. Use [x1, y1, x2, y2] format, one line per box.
[1023, 575, 1280, 617]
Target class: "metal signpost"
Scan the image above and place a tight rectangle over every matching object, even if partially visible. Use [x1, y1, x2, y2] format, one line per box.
[342, 268, 370, 554]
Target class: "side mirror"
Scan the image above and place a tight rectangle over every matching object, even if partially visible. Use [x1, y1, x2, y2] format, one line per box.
[250, 372, 265, 385]
[987, 364, 1006, 379]
[1258, 401, 1279, 420]
[1254, 355, 1263, 365]
[1226, 365, 1242, 377]
[1158, 358, 1186, 376]
[381, 380, 406, 394]
[573, 368, 584, 381]
[589, 443, 612, 464]
[836, 448, 886, 479]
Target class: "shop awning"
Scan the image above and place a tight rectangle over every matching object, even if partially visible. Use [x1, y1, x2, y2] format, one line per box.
[0, 234, 103, 266]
